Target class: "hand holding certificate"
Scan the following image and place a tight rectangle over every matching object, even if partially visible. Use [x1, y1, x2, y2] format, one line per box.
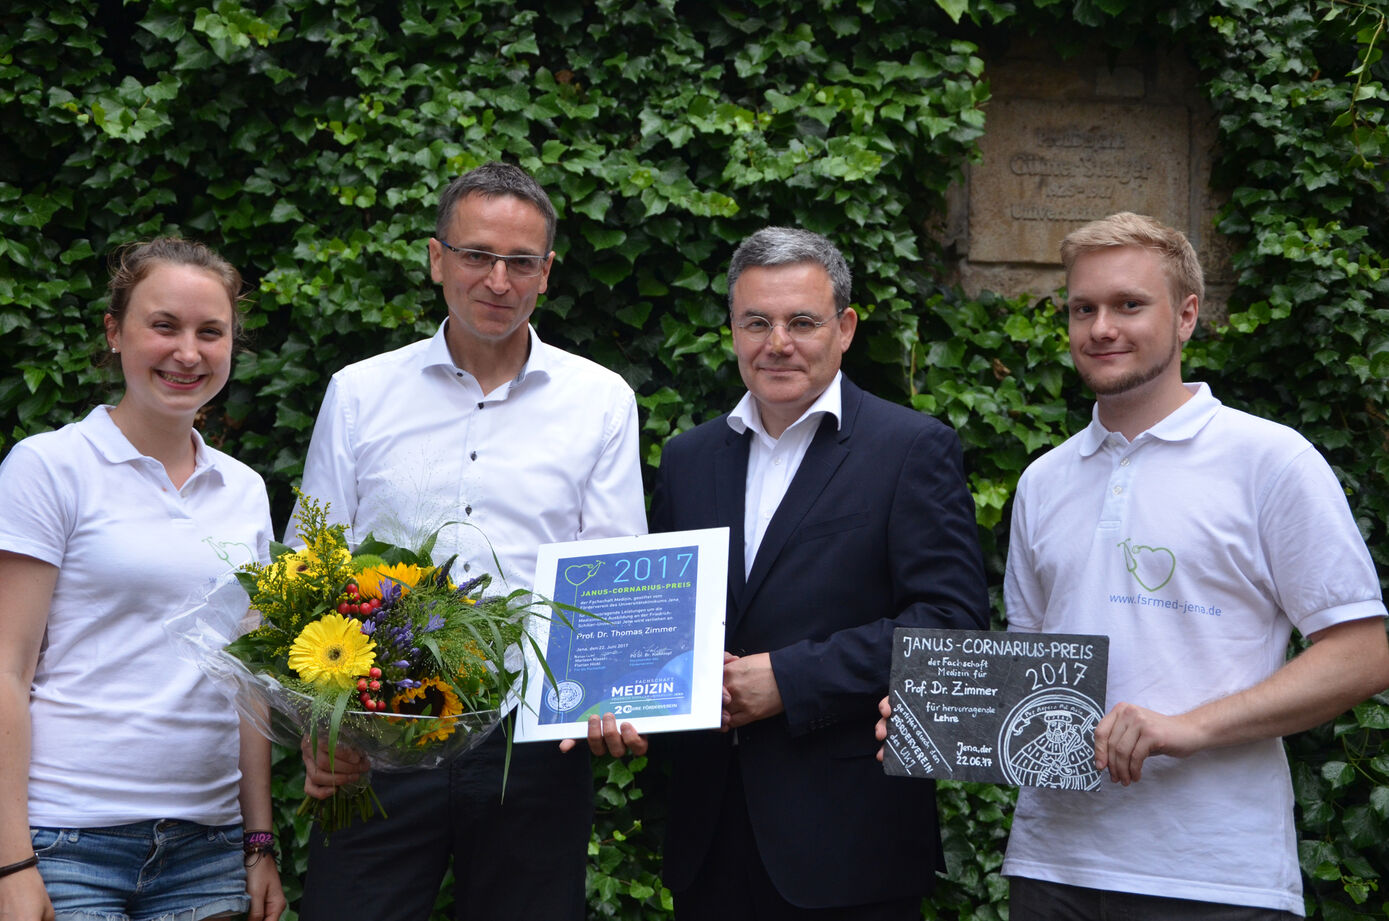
[515, 528, 729, 744]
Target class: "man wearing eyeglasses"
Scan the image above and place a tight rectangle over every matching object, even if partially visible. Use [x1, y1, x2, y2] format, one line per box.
[576, 227, 988, 920]
[292, 161, 646, 921]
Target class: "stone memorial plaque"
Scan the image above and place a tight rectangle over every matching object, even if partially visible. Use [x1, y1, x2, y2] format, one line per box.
[883, 628, 1108, 790]
[969, 100, 1190, 264]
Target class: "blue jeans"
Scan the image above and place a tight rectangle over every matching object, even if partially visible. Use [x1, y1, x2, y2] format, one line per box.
[31, 820, 249, 921]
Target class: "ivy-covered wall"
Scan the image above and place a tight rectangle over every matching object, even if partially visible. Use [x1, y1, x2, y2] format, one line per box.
[2, 1, 1385, 919]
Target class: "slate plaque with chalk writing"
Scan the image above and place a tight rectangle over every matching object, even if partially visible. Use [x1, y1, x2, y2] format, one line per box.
[883, 628, 1109, 790]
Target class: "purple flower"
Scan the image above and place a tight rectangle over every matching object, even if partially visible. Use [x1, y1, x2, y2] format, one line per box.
[456, 574, 487, 595]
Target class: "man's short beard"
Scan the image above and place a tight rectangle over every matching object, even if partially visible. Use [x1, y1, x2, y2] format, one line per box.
[1079, 334, 1180, 397]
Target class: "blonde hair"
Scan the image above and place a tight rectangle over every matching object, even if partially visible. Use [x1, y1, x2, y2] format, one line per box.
[1060, 212, 1203, 305]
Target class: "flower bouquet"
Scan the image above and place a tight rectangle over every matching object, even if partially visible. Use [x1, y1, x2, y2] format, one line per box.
[172, 493, 559, 834]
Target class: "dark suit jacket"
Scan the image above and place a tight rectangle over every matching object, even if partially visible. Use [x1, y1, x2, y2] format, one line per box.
[650, 377, 989, 909]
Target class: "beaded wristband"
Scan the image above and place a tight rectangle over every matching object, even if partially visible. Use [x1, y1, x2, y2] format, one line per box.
[243, 831, 277, 868]
[0, 854, 38, 879]
[243, 832, 276, 852]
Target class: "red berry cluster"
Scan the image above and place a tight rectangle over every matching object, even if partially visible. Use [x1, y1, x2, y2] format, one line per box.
[336, 582, 382, 617]
[357, 667, 387, 711]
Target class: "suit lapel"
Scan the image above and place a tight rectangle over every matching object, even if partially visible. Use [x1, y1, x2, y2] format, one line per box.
[738, 381, 862, 617]
[714, 426, 751, 614]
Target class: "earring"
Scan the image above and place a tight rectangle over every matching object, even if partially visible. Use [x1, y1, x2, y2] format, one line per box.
[110, 347, 118, 354]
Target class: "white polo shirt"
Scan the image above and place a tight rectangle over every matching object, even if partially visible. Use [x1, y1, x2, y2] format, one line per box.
[0, 406, 272, 826]
[1002, 383, 1385, 914]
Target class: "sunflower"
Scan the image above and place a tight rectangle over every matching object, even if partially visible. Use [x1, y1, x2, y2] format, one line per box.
[277, 545, 351, 581]
[287, 614, 376, 690]
[276, 550, 314, 579]
[355, 562, 431, 599]
[390, 677, 463, 744]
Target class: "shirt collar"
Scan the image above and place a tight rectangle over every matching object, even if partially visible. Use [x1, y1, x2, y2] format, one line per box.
[79, 405, 143, 463]
[423, 321, 552, 387]
[78, 405, 220, 482]
[1078, 382, 1221, 456]
[727, 371, 844, 440]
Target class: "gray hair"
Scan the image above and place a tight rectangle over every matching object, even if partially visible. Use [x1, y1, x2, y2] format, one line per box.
[435, 161, 557, 252]
[727, 227, 851, 315]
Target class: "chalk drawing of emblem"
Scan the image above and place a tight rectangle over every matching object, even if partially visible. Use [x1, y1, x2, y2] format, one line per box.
[999, 689, 1104, 791]
[547, 679, 585, 714]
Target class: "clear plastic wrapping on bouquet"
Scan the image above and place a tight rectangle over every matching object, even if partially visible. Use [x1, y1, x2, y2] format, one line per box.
[166, 573, 500, 772]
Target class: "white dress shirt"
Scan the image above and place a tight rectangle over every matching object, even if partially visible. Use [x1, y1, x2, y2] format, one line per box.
[727, 372, 843, 577]
[296, 322, 647, 589]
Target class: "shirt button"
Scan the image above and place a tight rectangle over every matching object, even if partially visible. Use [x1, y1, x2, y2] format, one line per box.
[463, 562, 471, 572]
[1119, 457, 1131, 467]
[465, 506, 472, 515]
[774, 457, 783, 466]
[470, 451, 477, 461]
[477, 402, 483, 409]
[1112, 485, 1123, 495]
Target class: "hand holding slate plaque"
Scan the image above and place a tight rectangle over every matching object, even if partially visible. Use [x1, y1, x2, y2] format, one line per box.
[884, 628, 1108, 790]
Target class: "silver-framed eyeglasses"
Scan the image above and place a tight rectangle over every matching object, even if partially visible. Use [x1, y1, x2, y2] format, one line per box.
[438, 241, 547, 278]
[734, 315, 832, 341]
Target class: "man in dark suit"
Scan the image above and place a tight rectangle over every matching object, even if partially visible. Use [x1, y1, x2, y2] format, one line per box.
[578, 227, 988, 919]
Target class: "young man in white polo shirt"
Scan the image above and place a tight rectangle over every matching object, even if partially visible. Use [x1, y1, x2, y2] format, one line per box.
[1000, 212, 1389, 919]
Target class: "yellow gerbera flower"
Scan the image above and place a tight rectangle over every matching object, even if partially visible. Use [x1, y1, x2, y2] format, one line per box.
[355, 562, 430, 599]
[287, 614, 376, 690]
[390, 677, 463, 744]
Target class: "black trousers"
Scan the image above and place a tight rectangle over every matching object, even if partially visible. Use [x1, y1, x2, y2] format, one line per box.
[1009, 877, 1300, 921]
[673, 757, 920, 921]
[299, 720, 593, 921]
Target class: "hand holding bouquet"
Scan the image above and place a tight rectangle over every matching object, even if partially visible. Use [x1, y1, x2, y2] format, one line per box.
[219, 493, 548, 833]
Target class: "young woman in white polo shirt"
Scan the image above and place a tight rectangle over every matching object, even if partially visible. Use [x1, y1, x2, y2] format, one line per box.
[0, 239, 285, 921]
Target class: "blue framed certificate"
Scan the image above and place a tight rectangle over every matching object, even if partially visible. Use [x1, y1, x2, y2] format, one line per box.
[515, 528, 728, 742]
